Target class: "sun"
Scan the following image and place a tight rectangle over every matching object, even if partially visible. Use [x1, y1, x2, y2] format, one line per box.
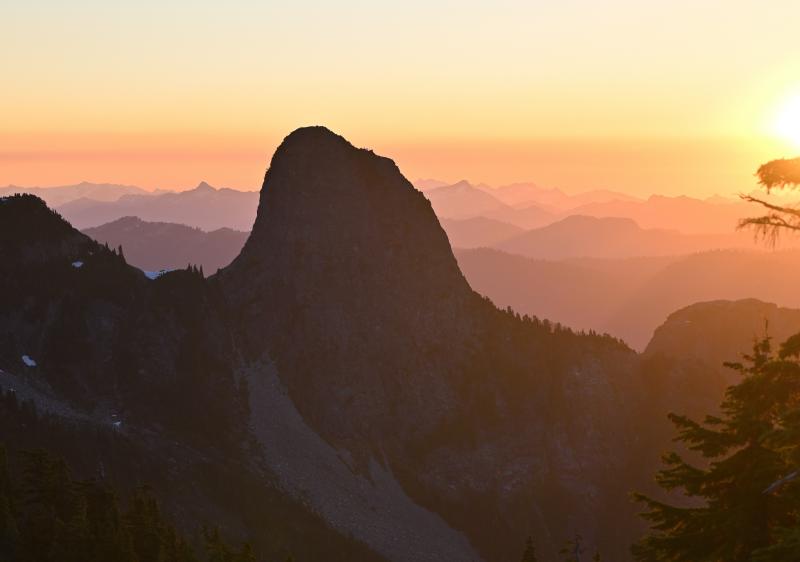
[774, 94, 800, 149]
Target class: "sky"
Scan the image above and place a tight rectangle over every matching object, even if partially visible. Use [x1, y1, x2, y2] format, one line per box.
[3, 0, 800, 196]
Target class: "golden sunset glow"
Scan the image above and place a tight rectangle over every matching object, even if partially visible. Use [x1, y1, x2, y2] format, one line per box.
[774, 94, 800, 150]
[3, 1, 800, 195]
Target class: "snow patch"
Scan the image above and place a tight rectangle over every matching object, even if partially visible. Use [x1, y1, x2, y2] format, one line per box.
[72, 261, 84, 268]
[144, 269, 172, 280]
[21, 355, 37, 367]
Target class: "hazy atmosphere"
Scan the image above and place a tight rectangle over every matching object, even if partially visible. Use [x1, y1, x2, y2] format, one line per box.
[4, 2, 800, 562]
[4, 1, 800, 194]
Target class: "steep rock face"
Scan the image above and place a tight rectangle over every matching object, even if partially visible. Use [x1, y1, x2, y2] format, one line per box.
[222, 127, 482, 445]
[219, 128, 659, 561]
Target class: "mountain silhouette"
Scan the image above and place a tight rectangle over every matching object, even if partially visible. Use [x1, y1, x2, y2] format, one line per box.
[1, 127, 715, 562]
[217, 127, 690, 560]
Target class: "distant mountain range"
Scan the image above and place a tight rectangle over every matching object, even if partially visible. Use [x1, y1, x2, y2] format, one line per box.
[482, 181, 641, 210]
[456, 248, 800, 349]
[424, 181, 555, 229]
[439, 217, 525, 248]
[0, 181, 152, 207]
[495, 215, 760, 259]
[58, 181, 259, 230]
[83, 216, 248, 274]
[7, 178, 778, 245]
[413, 178, 450, 191]
[417, 179, 774, 236]
[566, 195, 753, 234]
[424, 180, 507, 217]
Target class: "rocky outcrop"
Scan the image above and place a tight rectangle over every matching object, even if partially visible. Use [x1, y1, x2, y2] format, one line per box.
[219, 127, 670, 561]
[646, 299, 800, 384]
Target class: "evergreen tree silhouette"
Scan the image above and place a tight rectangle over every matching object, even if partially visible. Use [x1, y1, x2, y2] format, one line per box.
[633, 334, 800, 560]
[520, 535, 538, 562]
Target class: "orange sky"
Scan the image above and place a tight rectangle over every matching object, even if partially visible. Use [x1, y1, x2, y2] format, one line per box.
[3, 1, 800, 195]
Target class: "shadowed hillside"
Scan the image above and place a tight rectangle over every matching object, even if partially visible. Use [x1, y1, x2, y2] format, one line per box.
[457, 247, 800, 349]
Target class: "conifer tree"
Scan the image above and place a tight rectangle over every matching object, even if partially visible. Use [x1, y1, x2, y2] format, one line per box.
[0, 445, 255, 562]
[0, 445, 18, 557]
[559, 534, 583, 562]
[633, 335, 800, 560]
[520, 535, 538, 562]
[740, 157, 800, 242]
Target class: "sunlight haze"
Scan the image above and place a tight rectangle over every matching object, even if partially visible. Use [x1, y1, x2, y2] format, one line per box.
[3, 0, 800, 194]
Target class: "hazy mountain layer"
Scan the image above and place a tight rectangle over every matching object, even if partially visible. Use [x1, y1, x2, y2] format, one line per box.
[0, 181, 150, 207]
[439, 217, 524, 248]
[424, 180, 554, 229]
[57, 181, 258, 230]
[83, 216, 248, 274]
[457, 248, 800, 349]
[495, 214, 760, 259]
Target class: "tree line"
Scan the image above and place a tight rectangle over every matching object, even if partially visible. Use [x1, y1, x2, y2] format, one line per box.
[0, 445, 264, 562]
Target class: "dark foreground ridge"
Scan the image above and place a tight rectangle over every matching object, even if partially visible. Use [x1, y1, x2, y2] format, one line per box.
[0, 128, 716, 561]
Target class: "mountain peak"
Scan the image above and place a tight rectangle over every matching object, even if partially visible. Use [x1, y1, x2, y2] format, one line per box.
[221, 124, 474, 382]
[228, 126, 465, 287]
[280, 125, 348, 146]
[451, 179, 473, 189]
[194, 181, 215, 192]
